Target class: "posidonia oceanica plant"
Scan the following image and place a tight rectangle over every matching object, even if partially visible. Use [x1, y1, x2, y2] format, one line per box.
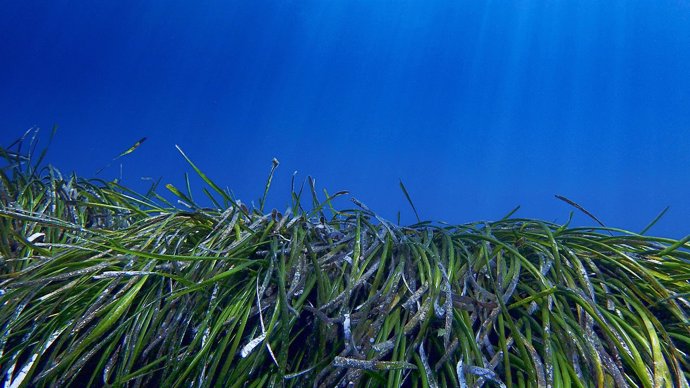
[1, 129, 689, 387]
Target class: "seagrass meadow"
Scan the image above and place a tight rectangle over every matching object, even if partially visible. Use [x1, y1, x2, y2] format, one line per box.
[1, 137, 689, 387]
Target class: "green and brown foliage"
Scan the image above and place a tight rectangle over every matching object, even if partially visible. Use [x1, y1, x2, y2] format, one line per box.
[1, 131, 689, 387]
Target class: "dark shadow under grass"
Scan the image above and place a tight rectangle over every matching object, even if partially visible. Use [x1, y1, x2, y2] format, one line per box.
[1, 133, 689, 387]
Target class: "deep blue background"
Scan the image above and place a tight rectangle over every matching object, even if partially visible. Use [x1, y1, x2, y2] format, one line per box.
[2, 1, 689, 237]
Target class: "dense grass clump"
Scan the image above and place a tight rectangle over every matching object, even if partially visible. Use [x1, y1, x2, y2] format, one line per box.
[1, 132, 689, 387]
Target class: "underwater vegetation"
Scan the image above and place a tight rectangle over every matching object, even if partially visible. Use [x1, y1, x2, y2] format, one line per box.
[0, 131, 689, 387]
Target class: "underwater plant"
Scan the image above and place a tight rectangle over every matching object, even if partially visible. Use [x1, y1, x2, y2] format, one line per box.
[0, 131, 689, 387]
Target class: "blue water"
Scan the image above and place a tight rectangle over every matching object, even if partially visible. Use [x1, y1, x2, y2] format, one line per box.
[2, 1, 689, 238]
